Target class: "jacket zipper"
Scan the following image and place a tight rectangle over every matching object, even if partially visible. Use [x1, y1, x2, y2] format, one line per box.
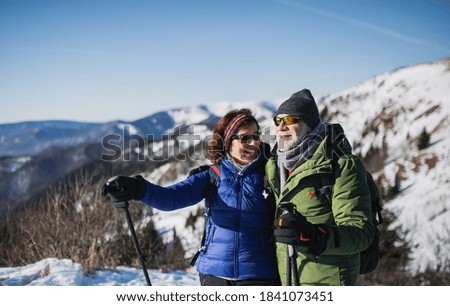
[235, 172, 243, 278]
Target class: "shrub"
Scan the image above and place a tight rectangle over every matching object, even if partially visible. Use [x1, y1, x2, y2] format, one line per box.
[0, 169, 187, 274]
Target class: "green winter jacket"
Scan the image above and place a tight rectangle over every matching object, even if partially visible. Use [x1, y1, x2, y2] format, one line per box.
[266, 124, 375, 286]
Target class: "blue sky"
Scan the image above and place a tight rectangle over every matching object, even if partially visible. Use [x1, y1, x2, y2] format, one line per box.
[1, 0, 449, 124]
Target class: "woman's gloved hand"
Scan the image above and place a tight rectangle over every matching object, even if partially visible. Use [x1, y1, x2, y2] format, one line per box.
[101, 175, 147, 203]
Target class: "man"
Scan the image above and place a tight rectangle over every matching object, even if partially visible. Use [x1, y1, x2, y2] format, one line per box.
[266, 89, 375, 285]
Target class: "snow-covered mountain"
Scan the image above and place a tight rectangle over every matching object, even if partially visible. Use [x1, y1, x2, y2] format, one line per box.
[0, 121, 102, 157]
[317, 58, 450, 273]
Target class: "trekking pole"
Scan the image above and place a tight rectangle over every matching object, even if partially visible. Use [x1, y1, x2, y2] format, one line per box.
[114, 201, 152, 286]
[279, 202, 300, 286]
[290, 246, 299, 286]
[285, 244, 292, 286]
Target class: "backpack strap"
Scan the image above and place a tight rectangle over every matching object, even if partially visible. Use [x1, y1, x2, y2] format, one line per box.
[187, 165, 210, 177]
[316, 124, 348, 248]
[202, 165, 220, 231]
[366, 171, 384, 225]
[209, 164, 220, 187]
[189, 164, 220, 266]
[317, 124, 344, 205]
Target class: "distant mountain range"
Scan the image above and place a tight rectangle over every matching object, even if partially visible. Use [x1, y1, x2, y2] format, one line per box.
[0, 57, 449, 274]
[0, 102, 276, 216]
[0, 110, 197, 158]
[0, 103, 278, 158]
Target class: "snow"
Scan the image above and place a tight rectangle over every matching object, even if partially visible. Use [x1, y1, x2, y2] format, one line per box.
[0, 259, 447, 306]
[205, 100, 276, 127]
[323, 60, 450, 154]
[168, 106, 211, 126]
[3, 155, 31, 173]
[117, 123, 139, 135]
[322, 59, 450, 272]
[0, 258, 199, 286]
[384, 144, 450, 272]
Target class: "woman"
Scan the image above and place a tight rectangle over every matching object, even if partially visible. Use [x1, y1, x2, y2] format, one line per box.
[102, 109, 279, 286]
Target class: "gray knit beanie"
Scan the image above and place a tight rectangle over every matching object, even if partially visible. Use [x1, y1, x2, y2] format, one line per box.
[275, 89, 320, 129]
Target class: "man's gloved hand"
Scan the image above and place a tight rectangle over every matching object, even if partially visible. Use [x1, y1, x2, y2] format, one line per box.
[274, 212, 329, 256]
[101, 175, 147, 203]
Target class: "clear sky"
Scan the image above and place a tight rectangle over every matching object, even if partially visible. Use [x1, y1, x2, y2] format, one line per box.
[1, 0, 449, 124]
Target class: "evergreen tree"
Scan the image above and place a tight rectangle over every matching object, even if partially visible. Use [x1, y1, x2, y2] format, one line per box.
[417, 127, 430, 150]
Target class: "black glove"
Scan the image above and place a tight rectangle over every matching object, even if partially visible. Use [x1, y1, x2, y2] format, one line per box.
[101, 175, 147, 204]
[274, 212, 329, 256]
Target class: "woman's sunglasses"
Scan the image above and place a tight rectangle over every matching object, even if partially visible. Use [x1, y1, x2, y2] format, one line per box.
[273, 115, 302, 126]
[231, 132, 261, 143]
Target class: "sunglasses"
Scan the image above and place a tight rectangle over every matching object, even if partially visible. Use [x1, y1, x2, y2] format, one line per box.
[273, 115, 302, 126]
[231, 132, 261, 143]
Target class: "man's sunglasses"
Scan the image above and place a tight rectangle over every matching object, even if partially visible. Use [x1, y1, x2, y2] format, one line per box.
[273, 115, 302, 126]
[231, 132, 261, 143]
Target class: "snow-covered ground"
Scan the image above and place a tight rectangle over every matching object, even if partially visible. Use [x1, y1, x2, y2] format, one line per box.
[1, 258, 447, 306]
[0, 258, 199, 286]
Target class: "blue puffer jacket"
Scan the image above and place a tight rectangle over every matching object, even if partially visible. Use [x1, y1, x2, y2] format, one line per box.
[140, 151, 278, 280]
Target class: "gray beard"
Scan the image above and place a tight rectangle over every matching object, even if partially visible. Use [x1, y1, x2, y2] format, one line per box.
[277, 122, 326, 174]
[277, 124, 309, 151]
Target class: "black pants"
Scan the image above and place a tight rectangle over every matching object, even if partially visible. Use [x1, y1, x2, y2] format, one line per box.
[199, 274, 280, 286]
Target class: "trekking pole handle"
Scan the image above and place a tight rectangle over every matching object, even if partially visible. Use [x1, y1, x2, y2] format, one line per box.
[278, 201, 300, 285]
[278, 201, 296, 214]
[113, 200, 129, 209]
[278, 202, 299, 256]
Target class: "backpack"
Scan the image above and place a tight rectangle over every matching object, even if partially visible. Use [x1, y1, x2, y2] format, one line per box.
[317, 124, 383, 274]
[187, 164, 221, 266]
